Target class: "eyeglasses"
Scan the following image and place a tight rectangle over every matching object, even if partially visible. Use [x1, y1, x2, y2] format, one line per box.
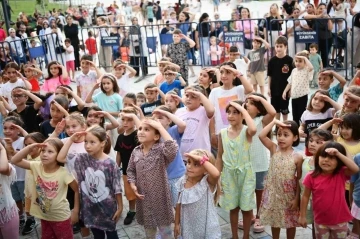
[164, 73, 175, 76]
[11, 94, 25, 99]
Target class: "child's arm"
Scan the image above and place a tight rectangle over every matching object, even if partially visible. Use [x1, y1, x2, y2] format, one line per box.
[93, 111, 120, 131]
[299, 186, 311, 228]
[57, 131, 87, 163]
[152, 86, 166, 100]
[49, 119, 66, 138]
[85, 83, 100, 103]
[247, 94, 276, 125]
[59, 86, 85, 111]
[237, 72, 253, 94]
[145, 119, 172, 140]
[325, 70, 347, 88]
[125, 64, 137, 78]
[299, 122, 307, 138]
[282, 83, 291, 100]
[87, 60, 102, 78]
[10, 144, 44, 170]
[297, 55, 314, 72]
[326, 148, 360, 175]
[17, 88, 42, 110]
[256, 36, 270, 49]
[116, 152, 122, 168]
[186, 89, 215, 118]
[174, 203, 181, 239]
[65, 45, 74, 54]
[180, 33, 195, 48]
[27, 66, 43, 79]
[267, 76, 272, 97]
[153, 108, 186, 133]
[0, 96, 11, 111]
[69, 180, 79, 225]
[119, 112, 141, 128]
[229, 101, 257, 140]
[292, 153, 303, 210]
[112, 193, 123, 222]
[321, 94, 342, 113]
[184, 152, 220, 189]
[58, 64, 69, 80]
[0, 143, 11, 176]
[52, 100, 69, 117]
[216, 133, 224, 172]
[159, 61, 180, 71]
[16, 71, 32, 90]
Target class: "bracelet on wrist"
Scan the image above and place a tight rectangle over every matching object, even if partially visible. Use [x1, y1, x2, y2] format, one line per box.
[200, 155, 209, 165]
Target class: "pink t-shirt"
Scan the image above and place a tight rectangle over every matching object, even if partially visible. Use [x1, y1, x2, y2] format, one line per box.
[303, 167, 352, 225]
[175, 106, 211, 157]
[236, 19, 256, 39]
[154, 73, 165, 86]
[207, 45, 222, 61]
[41, 76, 70, 93]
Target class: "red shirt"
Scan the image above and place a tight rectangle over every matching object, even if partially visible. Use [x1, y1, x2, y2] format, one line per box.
[28, 77, 40, 92]
[0, 28, 6, 42]
[85, 38, 97, 55]
[303, 167, 352, 225]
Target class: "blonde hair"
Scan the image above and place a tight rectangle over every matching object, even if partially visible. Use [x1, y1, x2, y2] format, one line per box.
[186, 149, 221, 204]
[66, 112, 86, 126]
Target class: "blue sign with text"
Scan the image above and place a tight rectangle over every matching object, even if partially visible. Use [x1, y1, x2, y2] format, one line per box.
[294, 31, 318, 43]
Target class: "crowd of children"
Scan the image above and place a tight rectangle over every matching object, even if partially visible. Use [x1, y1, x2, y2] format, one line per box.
[1, 31, 360, 239]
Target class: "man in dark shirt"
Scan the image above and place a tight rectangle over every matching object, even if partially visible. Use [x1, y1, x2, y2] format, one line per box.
[282, 0, 296, 18]
[64, 16, 80, 69]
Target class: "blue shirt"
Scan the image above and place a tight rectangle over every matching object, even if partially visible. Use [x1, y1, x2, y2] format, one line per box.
[351, 154, 360, 208]
[328, 83, 343, 102]
[166, 125, 186, 179]
[159, 80, 182, 96]
[92, 92, 123, 113]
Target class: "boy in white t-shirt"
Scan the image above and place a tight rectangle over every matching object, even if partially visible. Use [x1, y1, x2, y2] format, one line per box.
[64, 38, 75, 80]
[228, 45, 249, 76]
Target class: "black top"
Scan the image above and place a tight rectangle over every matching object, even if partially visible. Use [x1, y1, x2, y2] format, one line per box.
[283, 1, 296, 15]
[64, 24, 80, 44]
[268, 55, 294, 96]
[266, 15, 284, 31]
[160, 27, 170, 34]
[114, 130, 139, 175]
[12, 105, 39, 133]
[354, 13, 360, 28]
[307, 18, 332, 40]
[141, 99, 162, 116]
[196, 22, 211, 37]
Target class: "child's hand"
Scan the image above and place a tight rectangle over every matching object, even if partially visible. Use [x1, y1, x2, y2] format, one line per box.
[70, 132, 87, 142]
[174, 224, 181, 238]
[143, 119, 163, 130]
[93, 82, 100, 90]
[318, 94, 330, 102]
[344, 90, 360, 101]
[131, 185, 144, 200]
[16, 71, 25, 80]
[170, 94, 183, 103]
[320, 70, 333, 76]
[246, 94, 263, 102]
[220, 65, 239, 76]
[13, 87, 28, 95]
[179, 33, 186, 39]
[58, 86, 72, 94]
[274, 119, 292, 128]
[299, 129, 307, 138]
[185, 89, 202, 99]
[325, 148, 340, 156]
[229, 101, 245, 112]
[119, 112, 136, 119]
[86, 60, 96, 68]
[71, 210, 79, 225]
[289, 198, 299, 210]
[166, 70, 179, 76]
[298, 216, 307, 228]
[184, 152, 203, 162]
[55, 119, 66, 134]
[51, 100, 67, 114]
[92, 111, 107, 118]
[130, 103, 142, 114]
[112, 208, 122, 222]
[332, 117, 343, 125]
[152, 108, 168, 116]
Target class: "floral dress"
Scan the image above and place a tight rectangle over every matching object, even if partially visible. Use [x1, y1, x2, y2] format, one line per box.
[260, 150, 300, 228]
[166, 42, 190, 82]
[176, 175, 221, 239]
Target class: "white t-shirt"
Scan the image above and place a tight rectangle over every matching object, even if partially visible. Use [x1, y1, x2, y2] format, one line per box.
[61, 138, 87, 178]
[11, 137, 26, 181]
[65, 45, 75, 62]
[233, 58, 248, 76]
[116, 73, 132, 98]
[209, 85, 246, 134]
[0, 79, 26, 110]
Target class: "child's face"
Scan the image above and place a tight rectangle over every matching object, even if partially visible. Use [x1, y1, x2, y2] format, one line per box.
[23, 67, 33, 78]
[65, 119, 86, 137]
[54, 88, 69, 99]
[229, 52, 239, 61]
[158, 63, 166, 74]
[219, 67, 236, 86]
[49, 64, 60, 76]
[294, 58, 305, 69]
[340, 126, 353, 140]
[275, 44, 287, 56]
[145, 88, 157, 103]
[137, 122, 159, 144]
[6, 67, 18, 81]
[308, 135, 327, 154]
[11, 89, 27, 106]
[101, 78, 114, 93]
[80, 60, 90, 71]
[31, 42, 36, 48]
[311, 92, 326, 112]
[199, 70, 210, 86]
[24, 137, 41, 159]
[136, 97, 146, 106]
[84, 132, 105, 156]
[170, 13, 176, 19]
[318, 75, 333, 89]
[121, 116, 135, 132]
[86, 110, 102, 126]
[164, 71, 176, 82]
[173, 34, 181, 44]
[276, 127, 298, 149]
[164, 95, 178, 112]
[123, 97, 135, 108]
[210, 38, 216, 46]
[186, 157, 206, 177]
[50, 103, 65, 122]
[309, 47, 317, 54]
[40, 143, 58, 166]
[343, 94, 360, 113]
[65, 42, 70, 47]
[245, 99, 260, 118]
[153, 113, 171, 129]
[252, 41, 261, 49]
[3, 121, 20, 140]
[184, 90, 201, 111]
[226, 106, 242, 126]
[114, 65, 125, 78]
[319, 154, 338, 174]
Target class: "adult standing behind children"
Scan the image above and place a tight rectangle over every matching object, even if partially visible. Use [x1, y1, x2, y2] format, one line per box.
[64, 16, 81, 70]
[268, 36, 294, 121]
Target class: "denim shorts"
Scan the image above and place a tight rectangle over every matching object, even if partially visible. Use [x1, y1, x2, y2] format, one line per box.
[11, 181, 25, 202]
[255, 171, 268, 190]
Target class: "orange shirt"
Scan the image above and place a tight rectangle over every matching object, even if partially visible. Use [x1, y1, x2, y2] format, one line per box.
[85, 38, 97, 55]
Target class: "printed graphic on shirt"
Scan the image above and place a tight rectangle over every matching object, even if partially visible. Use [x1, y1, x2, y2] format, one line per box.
[251, 52, 261, 62]
[282, 64, 290, 74]
[181, 116, 200, 144]
[35, 176, 59, 213]
[218, 95, 238, 124]
[81, 167, 109, 203]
